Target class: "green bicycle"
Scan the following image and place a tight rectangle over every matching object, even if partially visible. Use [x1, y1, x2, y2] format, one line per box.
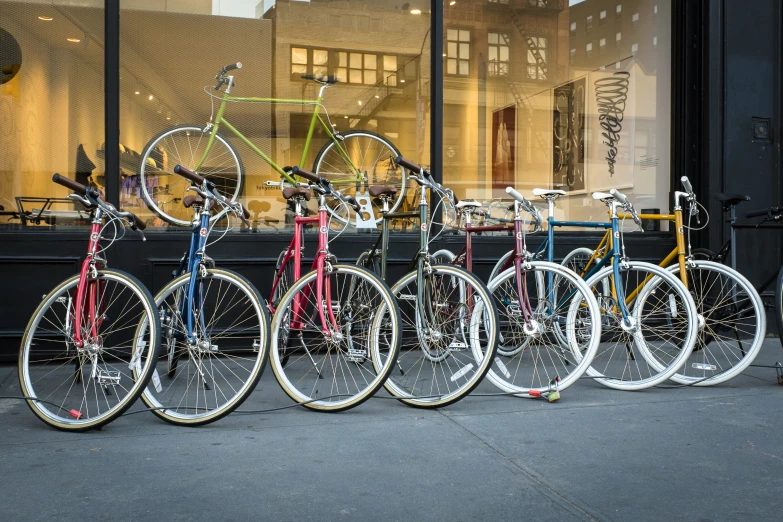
[137, 62, 407, 227]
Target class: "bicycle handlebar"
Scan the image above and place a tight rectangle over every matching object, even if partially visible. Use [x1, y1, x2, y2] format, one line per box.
[52, 174, 146, 232]
[52, 173, 94, 197]
[746, 207, 782, 219]
[395, 156, 421, 174]
[221, 62, 242, 74]
[609, 188, 628, 205]
[291, 166, 322, 184]
[505, 187, 542, 224]
[173, 164, 206, 185]
[681, 176, 693, 194]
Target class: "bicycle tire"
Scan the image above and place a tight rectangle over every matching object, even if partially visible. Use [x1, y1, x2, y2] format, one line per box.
[139, 268, 269, 426]
[384, 264, 499, 408]
[777, 266, 783, 351]
[584, 261, 698, 391]
[486, 261, 601, 395]
[488, 250, 514, 283]
[19, 269, 161, 431]
[138, 124, 245, 227]
[312, 130, 406, 226]
[663, 260, 766, 385]
[270, 264, 401, 412]
[689, 247, 715, 261]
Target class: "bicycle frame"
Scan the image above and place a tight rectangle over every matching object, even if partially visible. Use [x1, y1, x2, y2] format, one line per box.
[269, 195, 339, 335]
[71, 208, 107, 348]
[196, 83, 362, 186]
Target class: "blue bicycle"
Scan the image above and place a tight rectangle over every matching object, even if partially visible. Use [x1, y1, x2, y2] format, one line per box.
[139, 165, 270, 425]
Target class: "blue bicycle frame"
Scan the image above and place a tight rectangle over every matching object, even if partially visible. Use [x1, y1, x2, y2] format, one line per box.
[529, 206, 630, 322]
[172, 207, 211, 344]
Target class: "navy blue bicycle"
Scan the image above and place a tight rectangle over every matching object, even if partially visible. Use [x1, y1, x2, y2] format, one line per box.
[138, 165, 270, 426]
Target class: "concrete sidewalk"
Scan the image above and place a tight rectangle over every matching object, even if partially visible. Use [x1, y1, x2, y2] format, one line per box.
[1, 341, 782, 521]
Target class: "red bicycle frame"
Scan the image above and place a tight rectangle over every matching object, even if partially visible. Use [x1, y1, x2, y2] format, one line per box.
[71, 213, 107, 348]
[269, 200, 339, 335]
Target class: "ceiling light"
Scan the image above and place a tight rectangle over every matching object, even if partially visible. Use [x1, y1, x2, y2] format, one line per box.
[134, 90, 140, 95]
[67, 37, 81, 43]
[449, 1, 456, 5]
[400, 79, 406, 83]
[358, 101, 362, 105]
[166, 116, 171, 120]
[38, 16, 53, 21]
[375, 95, 380, 98]
[410, 9, 421, 15]
[344, 115, 348, 119]
[148, 94, 154, 101]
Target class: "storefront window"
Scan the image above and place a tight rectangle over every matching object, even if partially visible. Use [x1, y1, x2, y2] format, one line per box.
[0, 0, 104, 228]
[119, 0, 430, 231]
[443, 0, 672, 224]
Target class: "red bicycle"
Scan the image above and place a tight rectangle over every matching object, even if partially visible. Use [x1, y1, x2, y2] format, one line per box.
[18, 174, 161, 431]
[266, 167, 401, 412]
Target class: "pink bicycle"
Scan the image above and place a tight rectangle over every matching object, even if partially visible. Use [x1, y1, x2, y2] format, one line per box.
[267, 167, 401, 412]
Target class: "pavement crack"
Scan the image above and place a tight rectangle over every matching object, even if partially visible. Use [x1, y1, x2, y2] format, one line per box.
[437, 410, 604, 522]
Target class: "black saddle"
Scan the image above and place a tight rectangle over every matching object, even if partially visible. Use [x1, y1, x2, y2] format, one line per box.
[714, 192, 750, 210]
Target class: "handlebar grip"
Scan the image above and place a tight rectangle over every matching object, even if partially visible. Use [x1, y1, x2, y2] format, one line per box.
[128, 213, 147, 230]
[224, 62, 242, 73]
[300, 74, 315, 80]
[395, 156, 421, 174]
[291, 166, 321, 184]
[609, 188, 628, 205]
[505, 187, 529, 206]
[746, 208, 771, 218]
[681, 176, 693, 193]
[52, 173, 89, 195]
[173, 165, 205, 185]
[344, 195, 361, 213]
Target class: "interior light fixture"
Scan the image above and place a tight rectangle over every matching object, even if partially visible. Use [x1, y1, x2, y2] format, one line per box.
[449, 1, 456, 5]
[148, 94, 154, 101]
[375, 95, 380, 98]
[410, 9, 422, 15]
[67, 37, 81, 43]
[358, 101, 362, 105]
[344, 115, 348, 119]
[38, 16, 53, 21]
[134, 90, 140, 95]
[400, 79, 406, 83]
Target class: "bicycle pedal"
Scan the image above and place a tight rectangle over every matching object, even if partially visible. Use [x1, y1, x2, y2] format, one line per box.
[95, 370, 121, 386]
[547, 391, 561, 403]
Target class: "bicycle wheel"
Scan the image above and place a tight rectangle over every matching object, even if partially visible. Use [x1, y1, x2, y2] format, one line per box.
[431, 249, 457, 264]
[139, 268, 269, 426]
[138, 124, 244, 227]
[777, 266, 783, 351]
[271, 249, 295, 311]
[19, 269, 160, 431]
[561, 247, 610, 296]
[312, 130, 405, 226]
[384, 264, 499, 408]
[270, 264, 401, 412]
[486, 262, 601, 395]
[488, 250, 514, 283]
[663, 260, 765, 385]
[584, 261, 698, 390]
[356, 249, 381, 277]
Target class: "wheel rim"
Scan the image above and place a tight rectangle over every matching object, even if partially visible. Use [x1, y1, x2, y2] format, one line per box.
[139, 125, 243, 227]
[486, 263, 600, 394]
[314, 132, 405, 226]
[270, 266, 398, 410]
[385, 266, 496, 406]
[140, 270, 267, 423]
[585, 263, 697, 390]
[21, 272, 158, 428]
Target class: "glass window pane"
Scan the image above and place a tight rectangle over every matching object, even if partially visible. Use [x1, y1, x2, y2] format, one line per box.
[459, 43, 469, 59]
[459, 30, 470, 42]
[489, 33, 498, 44]
[292, 64, 307, 75]
[349, 69, 362, 83]
[447, 59, 457, 75]
[448, 42, 458, 57]
[292, 47, 308, 64]
[313, 66, 328, 77]
[489, 47, 498, 61]
[364, 70, 377, 85]
[383, 55, 397, 71]
[339, 52, 347, 67]
[459, 60, 468, 75]
[313, 49, 328, 66]
[364, 54, 376, 69]
[350, 53, 362, 68]
[499, 47, 509, 62]
[336, 67, 347, 80]
[447, 29, 458, 41]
